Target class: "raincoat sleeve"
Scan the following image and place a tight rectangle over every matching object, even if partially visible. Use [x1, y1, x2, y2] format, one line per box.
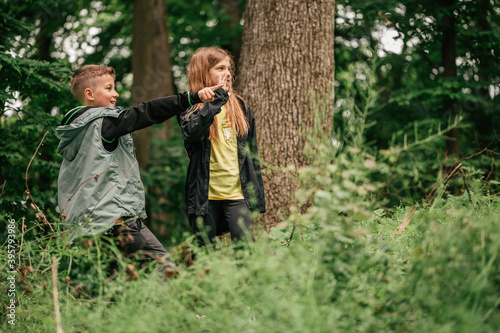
[101, 91, 202, 141]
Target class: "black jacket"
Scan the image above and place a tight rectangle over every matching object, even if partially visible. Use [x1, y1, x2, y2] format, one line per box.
[177, 88, 266, 216]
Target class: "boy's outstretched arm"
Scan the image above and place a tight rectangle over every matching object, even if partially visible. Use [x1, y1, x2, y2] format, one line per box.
[198, 82, 224, 102]
[176, 73, 230, 142]
[177, 88, 229, 143]
[101, 84, 223, 141]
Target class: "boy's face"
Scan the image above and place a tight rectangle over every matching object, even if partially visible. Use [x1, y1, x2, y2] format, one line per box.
[85, 74, 119, 107]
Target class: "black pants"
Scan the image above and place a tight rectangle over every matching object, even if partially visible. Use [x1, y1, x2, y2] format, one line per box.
[190, 199, 253, 247]
[109, 217, 168, 260]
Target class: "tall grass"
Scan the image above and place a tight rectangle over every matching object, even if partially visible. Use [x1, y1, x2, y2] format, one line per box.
[2, 190, 499, 332]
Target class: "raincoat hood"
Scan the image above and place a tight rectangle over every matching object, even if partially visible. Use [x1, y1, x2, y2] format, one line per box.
[56, 106, 123, 161]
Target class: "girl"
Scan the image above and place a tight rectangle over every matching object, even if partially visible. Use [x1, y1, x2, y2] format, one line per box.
[178, 47, 266, 248]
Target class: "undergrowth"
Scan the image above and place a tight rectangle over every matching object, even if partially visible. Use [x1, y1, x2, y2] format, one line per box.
[1, 190, 499, 332]
[2, 62, 499, 332]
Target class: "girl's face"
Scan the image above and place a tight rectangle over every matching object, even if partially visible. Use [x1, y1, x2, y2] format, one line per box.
[208, 57, 231, 90]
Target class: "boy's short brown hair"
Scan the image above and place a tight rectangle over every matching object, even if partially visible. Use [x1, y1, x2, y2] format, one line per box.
[71, 65, 115, 105]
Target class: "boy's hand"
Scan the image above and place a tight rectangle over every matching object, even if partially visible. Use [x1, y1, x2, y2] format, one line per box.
[198, 83, 224, 102]
[220, 73, 231, 92]
[198, 73, 231, 102]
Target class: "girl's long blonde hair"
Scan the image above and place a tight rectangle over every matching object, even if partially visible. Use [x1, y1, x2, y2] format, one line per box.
[186, 47, 249, 141]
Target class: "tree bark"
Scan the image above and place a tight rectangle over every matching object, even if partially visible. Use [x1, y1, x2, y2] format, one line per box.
[440, 0, 459, 155]
[217, 0, 245, 70]
[132, 0, 176, 232]
[475, 0, 494, 108]
[238, 0, 336, 229]
[132, 0, 174, 170]
[37, 33, 52, 62]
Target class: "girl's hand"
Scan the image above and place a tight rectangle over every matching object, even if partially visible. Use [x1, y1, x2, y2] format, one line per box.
[198, 83, 224, 102]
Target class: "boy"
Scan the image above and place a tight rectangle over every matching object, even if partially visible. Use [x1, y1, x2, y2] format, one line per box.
[57, 64, 222, 264]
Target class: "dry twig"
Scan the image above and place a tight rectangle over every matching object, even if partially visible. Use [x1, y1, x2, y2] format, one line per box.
[395, 163, 462, 234]
[18, 217, 25, 267]
[394, 205, 417, 234]
[0, 179, 6, 196]
[425, 163, 463, 206]
[25, 131, 54, 232]
[51, 257, 64, 333]
[460, 166, 472, 201]
[393, 144, 498, 235]
[25, 234, 55, 289]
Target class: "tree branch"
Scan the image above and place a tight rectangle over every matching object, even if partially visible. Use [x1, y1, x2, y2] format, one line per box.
[25, 131, 53, 231]
[51, 257, 64, 333]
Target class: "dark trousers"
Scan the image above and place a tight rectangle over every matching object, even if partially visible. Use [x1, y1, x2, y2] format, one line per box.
[109, 217, 168, 260]
[190, 199, 253, 247]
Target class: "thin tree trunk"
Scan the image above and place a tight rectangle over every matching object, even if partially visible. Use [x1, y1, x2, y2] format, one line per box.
[131, 0, 176, 233]
[238, 0, 336, 229]
[476, 0, 493, 106]
[217, 0, 245, 70]
[440, 0, 459, 155]
[132, 0, 153, 170]
[149, 0, 177, 231]
[151, 0, 175, 98]
[132, 0, 174, 169]
[37, 34, 52, 61]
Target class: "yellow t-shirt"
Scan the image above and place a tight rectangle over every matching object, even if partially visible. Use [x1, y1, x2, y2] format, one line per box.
[208, 105, 244, 200]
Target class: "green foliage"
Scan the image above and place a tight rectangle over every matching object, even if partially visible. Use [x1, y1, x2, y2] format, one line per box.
[1, 3, 500, 331]
[357, 191, 500, 331]
[2, 176, 499, 332]
[335, 0, 500, 164]
[0, 8, 72, 227]
[335, 52, 499, 209]
[168, 0, 246, 88]
[140, 122, 191, 243]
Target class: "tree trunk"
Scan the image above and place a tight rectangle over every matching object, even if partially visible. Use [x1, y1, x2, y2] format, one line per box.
[132, 0, 153, 170]
[37, 33, 52, 61]
[238, 0, 336, 229]
[217, 0, 245, 70]
[132, 0, 174, 170]
[475, 0, 494, 113]
[132, 0, 176, 232]
[440, 0, 459, 155]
